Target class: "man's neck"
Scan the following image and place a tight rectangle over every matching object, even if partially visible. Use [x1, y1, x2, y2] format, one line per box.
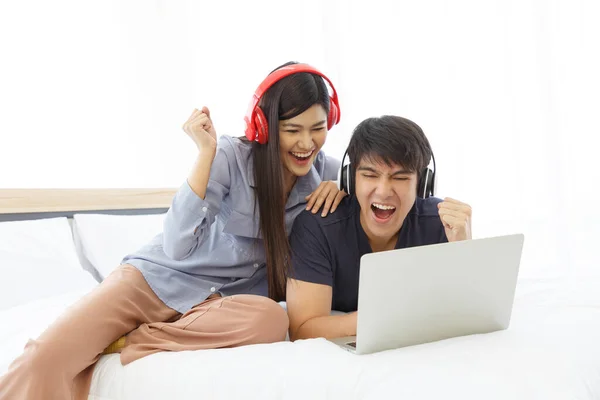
[359, 213, 399, 253]
[368, 234, 398, 253]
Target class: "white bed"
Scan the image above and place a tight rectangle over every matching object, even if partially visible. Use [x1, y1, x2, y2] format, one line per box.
[1, 190, 599, 400]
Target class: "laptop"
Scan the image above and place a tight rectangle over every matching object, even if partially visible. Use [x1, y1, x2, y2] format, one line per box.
[330, 233, 525, 355]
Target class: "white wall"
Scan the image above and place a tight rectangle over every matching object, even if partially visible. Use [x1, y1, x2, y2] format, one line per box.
[0, 0, 335, 187]
[1, 0, 599, 278]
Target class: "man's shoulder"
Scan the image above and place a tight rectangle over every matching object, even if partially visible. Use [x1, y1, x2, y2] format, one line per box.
[294, 195, 355, 232]
[405, 196, 447, 244]
[413, 196, 443, 218]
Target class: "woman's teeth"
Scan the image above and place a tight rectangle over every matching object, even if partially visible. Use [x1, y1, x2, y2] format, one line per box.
[291, 150, 314, 159]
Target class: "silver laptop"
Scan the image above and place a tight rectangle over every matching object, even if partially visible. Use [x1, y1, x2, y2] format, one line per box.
[330, 234, 525, 355]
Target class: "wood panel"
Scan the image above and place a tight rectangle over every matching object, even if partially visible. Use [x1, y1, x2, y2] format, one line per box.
[0, 189, 177, 214]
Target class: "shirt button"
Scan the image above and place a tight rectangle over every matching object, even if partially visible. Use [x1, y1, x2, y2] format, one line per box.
[202, 206, 207, 212]
[253, 263, 259, 268]
[210, 287, 216, 292]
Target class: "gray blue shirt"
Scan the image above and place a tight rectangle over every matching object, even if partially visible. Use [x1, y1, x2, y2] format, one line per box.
[123, 135, 340, 313]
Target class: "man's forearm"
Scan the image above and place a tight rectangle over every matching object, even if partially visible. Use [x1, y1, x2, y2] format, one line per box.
[292, 312, 357, 341]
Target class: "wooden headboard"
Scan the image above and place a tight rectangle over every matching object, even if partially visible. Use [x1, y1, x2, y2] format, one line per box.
[0, 189, 177, 221]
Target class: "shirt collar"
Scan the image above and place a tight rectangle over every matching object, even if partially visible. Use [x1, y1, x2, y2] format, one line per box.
[286, 167, 321, 208]
[246, 152, 321, 208]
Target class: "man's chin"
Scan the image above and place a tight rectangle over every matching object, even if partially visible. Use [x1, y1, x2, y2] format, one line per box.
[368, 216, 403, 236]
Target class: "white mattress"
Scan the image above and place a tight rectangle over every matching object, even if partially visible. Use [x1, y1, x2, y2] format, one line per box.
[1, 278, 599, 400]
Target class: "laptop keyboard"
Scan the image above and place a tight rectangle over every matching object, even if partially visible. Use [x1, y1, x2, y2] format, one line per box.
[346, 341, 356, 348]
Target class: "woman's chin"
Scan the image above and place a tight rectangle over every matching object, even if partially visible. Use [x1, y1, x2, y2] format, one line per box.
[285, 154, 314, 177]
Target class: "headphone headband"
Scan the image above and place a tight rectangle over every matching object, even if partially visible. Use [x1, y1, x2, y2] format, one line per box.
[244, 63, 341, 144]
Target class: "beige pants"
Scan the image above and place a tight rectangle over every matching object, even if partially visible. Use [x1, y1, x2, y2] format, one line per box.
[0, 265, 289, 400]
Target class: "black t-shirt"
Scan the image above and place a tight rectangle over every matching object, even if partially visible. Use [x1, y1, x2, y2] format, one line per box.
[289, 195, 448, 312]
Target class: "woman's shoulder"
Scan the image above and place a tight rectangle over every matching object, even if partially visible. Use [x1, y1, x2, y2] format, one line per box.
[216, 135, 253, 162]
[217, 134, 251, 151]
[313, 149, 341, 182]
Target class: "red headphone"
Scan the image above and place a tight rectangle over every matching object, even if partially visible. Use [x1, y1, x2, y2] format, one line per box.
[244, 63, 341, 144]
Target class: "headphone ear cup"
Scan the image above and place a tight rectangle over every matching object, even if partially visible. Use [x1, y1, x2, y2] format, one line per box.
[341, 164, 350, 194]
[349, 165, 355, 195]
[417, 168, 434, 198]
[343, 164, 355, 195]
[244, 113, 255, 141]
[426, 168, 434, 198]
[253, 107, 269, 144]
[340, 164, 354, 194]
[327, 97, 339, 130]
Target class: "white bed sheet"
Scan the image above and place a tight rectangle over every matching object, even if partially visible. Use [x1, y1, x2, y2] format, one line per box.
[1, 278, 599, 400]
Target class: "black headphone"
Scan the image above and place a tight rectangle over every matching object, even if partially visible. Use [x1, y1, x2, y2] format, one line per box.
[339, 149, 436, 198]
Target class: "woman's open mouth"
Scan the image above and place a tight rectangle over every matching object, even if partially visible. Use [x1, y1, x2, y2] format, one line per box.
[289, 149, 315, 166]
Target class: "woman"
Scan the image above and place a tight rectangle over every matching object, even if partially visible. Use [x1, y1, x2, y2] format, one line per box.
[0, 61, 345, 399]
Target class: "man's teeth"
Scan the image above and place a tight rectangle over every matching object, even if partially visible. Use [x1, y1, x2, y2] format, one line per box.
[291, 150, 314, 158]
[372, 203, 396, 210]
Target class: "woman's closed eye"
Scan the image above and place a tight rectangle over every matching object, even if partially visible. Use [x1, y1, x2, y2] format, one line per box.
[284, 127, 324, 134]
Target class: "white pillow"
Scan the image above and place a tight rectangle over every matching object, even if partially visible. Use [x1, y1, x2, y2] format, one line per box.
[73, 213, 165, 280]
[0, 217, 98, 311]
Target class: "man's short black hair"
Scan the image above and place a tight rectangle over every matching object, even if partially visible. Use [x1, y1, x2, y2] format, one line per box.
[347, 115, 432, 177]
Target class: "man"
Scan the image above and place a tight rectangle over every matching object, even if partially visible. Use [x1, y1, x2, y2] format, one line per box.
[286, 115, 472, 340]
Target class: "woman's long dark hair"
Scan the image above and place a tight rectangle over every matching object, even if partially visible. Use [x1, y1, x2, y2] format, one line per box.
[252, 61, 330, 301]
